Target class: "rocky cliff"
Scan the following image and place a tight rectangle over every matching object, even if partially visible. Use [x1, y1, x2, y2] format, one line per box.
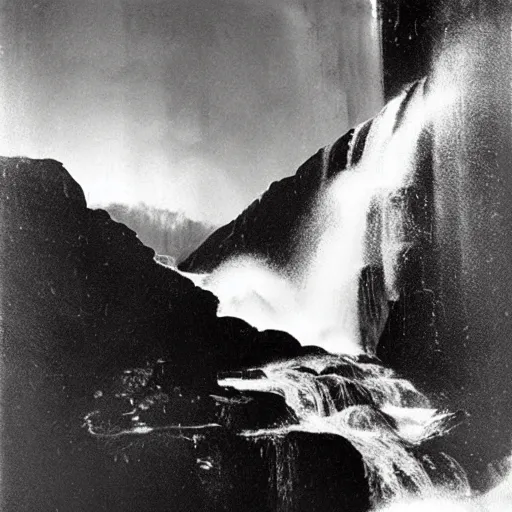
[0, 157, 325, 511]
[178, 128, 356, 273]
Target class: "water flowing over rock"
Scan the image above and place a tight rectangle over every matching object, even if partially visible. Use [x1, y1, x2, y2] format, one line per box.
[180, 20, 512, 489]
[5, 16, 512, 507]
[218, 355, 469, 504]
[85, 353, 469, 511]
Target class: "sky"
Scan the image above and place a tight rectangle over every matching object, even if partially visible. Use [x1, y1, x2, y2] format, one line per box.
[0, 0, 383, 224]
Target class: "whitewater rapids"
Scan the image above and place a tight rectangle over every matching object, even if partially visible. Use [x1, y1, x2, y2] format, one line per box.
[217, 353, 470, 509]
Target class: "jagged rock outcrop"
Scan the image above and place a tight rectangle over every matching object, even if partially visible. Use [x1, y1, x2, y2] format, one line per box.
[0, 158, 219, 510]
[1, 158, 229, 387]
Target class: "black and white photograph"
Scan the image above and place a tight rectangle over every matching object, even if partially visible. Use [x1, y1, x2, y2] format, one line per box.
[1, 0, 512, 510]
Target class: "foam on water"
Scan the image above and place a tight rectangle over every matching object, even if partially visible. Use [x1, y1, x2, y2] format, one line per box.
[219, 354, 470, 507]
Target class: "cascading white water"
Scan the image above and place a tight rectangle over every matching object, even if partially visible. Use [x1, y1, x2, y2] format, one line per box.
[165, 23, 512, 508]
[219, 354, 470, 508]
[376, 457, 512, 512]
[186, 75, 457, 356]
[174, 81, 470, 510]
[162, 69, 492, 512]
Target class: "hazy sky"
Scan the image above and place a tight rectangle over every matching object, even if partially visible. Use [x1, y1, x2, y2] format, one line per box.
[0, 0, 382, 223]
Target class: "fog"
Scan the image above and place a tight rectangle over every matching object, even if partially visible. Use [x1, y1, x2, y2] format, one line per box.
[0, 0, 382, 223]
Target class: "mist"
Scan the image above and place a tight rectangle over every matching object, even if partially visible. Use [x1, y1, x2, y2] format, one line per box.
[0, 0, 382, 224]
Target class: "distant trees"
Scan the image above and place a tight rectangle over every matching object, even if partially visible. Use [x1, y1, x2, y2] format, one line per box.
[105, 203, 216, 265]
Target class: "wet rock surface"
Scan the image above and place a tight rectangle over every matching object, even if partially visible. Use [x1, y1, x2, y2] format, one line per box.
[179, 64, 512, 492]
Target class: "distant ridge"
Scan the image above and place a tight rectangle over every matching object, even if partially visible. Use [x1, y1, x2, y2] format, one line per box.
[105, 202, 216, 265]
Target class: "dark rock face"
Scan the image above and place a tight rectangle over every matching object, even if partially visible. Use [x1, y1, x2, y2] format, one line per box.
[192, 431, 370, 512]
[0, 157, 312, 511]
[380, 23, 512, 487]
[213, 390, 299, 430]
[0, 158, 222, 510]
[178, 129, 355, 273]
[213, 316, 303, 369]
[1, 158, 225, 386]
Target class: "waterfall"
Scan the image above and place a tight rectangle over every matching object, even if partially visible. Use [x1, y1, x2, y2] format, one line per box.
[162, 80, 472, 510]
[185, 75, 458, 356]
[84, 21, 512, 507]
[146, 66, 497, 510]
[219, 354, 470, 508]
